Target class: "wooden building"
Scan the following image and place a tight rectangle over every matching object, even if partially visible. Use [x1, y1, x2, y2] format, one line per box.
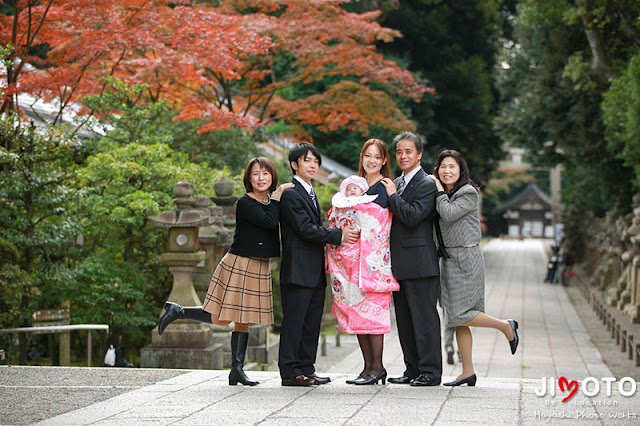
[494, 183, 554, 238]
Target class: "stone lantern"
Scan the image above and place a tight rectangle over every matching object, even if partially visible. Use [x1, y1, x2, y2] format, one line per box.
[192, 193, 233, 302]
[211, 176, 240, 222]
[140, 180, 223, 369]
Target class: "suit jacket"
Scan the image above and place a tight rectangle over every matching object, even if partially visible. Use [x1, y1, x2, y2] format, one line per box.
[279, 179, 342, 288]
[435, 184, 481, 248]
[387, 168, 439, 280]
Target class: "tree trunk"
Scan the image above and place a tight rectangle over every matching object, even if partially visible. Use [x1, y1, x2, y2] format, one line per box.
[580, 2, 612, 89]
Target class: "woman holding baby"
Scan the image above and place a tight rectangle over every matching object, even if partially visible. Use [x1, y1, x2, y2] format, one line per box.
[326, 139, 398, 385]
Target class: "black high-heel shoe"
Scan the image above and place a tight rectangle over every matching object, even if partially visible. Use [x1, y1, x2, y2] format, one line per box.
[346, 374, 365, 385]
[443, 374, 477, 387]
[354, 369, 387, 385]
[508, 319, 519, 355]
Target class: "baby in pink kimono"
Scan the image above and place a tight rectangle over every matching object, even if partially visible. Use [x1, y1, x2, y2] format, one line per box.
[326, 176, 398, 335]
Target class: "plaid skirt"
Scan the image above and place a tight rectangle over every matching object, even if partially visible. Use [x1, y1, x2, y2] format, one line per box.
[202, 252, 273, 325]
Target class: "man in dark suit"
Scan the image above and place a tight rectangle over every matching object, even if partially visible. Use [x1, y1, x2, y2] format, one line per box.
[380, 131, 442, 386]
[278, 142, 359, 386]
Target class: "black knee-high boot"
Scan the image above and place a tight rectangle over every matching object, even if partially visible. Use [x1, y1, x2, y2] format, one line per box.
[158, 302, 212, 335]
[229, 331, 258, 386]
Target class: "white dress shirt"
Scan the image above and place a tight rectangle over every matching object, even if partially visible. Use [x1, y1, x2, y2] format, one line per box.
[401, 166, 423, 185]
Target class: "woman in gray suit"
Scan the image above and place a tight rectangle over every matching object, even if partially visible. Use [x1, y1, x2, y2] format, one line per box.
[429, 149, 519, 387]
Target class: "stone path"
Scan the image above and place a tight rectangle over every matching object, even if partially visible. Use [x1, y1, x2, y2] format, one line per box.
[1, 238, 639, 425]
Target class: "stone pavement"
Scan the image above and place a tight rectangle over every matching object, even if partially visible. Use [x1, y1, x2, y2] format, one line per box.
[2, 238, 640, 425]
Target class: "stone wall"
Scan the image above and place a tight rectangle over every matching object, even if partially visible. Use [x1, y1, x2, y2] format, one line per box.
[586, 193, 640, 324]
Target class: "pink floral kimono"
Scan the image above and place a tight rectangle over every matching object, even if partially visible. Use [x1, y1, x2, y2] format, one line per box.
[326, 192, 399, 334]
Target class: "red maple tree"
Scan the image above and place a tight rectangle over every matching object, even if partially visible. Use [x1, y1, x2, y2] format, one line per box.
[1, 0, 430, 138]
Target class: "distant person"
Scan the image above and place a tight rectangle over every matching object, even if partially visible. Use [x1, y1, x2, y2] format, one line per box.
[429, 149, 519, 387]
[278, 142, 359, 387]
[444, 327, 456, 364]
[326, 170, 398, 385]
[544, 245, 560, 283]
[157, 157, 293, 386]
[380, 131, 442, 387]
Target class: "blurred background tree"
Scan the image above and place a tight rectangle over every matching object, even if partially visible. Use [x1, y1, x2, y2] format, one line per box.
[0, 114, 80, 363]
[494, 0, 639, 258]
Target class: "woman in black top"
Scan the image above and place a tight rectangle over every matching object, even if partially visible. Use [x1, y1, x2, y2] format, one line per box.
[158, 157, 293, 386]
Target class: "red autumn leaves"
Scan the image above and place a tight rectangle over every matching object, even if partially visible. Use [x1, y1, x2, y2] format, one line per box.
[1, 0, 430, 137]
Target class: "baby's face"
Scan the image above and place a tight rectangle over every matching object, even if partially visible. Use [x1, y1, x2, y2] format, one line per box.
[346, 183, 364, 197]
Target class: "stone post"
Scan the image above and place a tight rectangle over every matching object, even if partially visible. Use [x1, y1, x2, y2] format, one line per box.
[59, 299, 70, 366]
[140, 180, 224, 369]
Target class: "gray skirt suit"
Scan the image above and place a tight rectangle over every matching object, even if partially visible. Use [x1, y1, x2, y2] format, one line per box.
[436, 184, 484, 328]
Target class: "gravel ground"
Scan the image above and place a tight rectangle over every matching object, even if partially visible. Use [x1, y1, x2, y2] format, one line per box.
[0, 366, 187, 425]
[0, 338, 359, 426]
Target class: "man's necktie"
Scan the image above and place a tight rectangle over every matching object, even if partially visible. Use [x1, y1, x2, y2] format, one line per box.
[310, 187, 319, 209]
[397, 176, 406, 195]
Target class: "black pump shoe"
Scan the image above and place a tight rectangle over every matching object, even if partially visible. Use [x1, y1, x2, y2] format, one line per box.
[346, 374, 365, 384]
[354, 369, 387, 385]
[508, 319, 519, 354]
[444, 374, 477, 387]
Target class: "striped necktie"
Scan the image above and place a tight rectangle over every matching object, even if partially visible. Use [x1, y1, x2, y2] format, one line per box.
[397, 176, 406, 195]
[310, 187, 319, 209]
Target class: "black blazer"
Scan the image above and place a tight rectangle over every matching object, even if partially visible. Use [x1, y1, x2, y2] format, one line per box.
[387, 168, 440, 280]
[228, 194, 281, 258]
[279, 179, 342, 287]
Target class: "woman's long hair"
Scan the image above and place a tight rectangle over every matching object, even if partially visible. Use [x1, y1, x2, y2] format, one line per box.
[358, 139, 392, 179]
[432, 149, 478, 195]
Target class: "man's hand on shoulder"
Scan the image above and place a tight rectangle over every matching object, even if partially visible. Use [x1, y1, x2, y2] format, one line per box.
[381, 178, 397, 196]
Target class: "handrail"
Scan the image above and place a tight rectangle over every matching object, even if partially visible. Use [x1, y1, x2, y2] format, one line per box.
[0, 324, 108, 333]
[0, 324, 109, 366]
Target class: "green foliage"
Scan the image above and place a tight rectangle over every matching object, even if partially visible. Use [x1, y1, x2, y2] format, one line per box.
[0, 113, 79, 303]
[563, 52, 600, 92]
[602, 55, 640, 186]
[377, 0, 505, 185]
[0, 263, 31, 364]
[0, 44, 14, 81]
[81, 77, 174, 149]
[313, 182, 340, 216]
[75, 142, 222, 265]
[558, 205, 589, 268]
[80, 77, 261, 174]
[71, 256, 158, 345]
[71, 142, 233, 351]
[0, 237, 34, 364]
[273, 157, 293, 187]
[168, 122, 261, 173]
[494, 0, 637, 223]
[0, 114, 80, 362]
